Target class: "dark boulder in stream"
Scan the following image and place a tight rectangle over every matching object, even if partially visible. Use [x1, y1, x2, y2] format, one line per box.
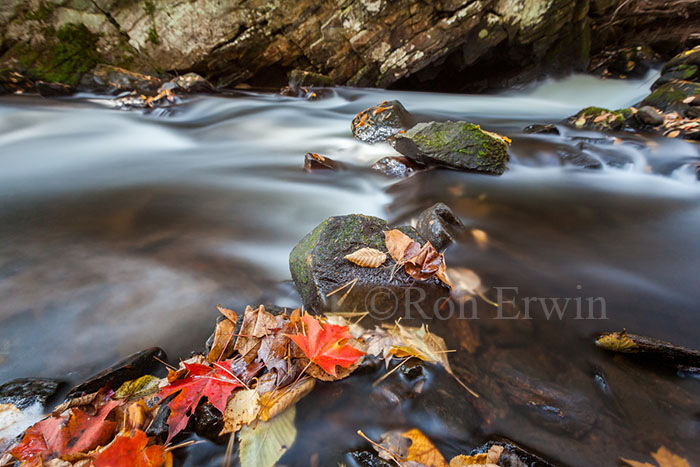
[370, 156, 424, 178]
[393, 121, 510, 175]
[304, 152, 345, 172]
[289, 214, 449, 315]
[651, 46, 700, 90]
[415, 202, 464, 252]
[0, 378, 62, 410]
[352, 101, 415, 144]
[78, 65, 163, 95]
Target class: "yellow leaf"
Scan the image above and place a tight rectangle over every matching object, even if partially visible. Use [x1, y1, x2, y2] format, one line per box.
[220, 389, 260, 435]
[667, 130, 680, 138]
[344, 247, 387, 268]
[259, 377, 315, 421]
[595, 331, 638, 353]
[621, 446, 690, 467]
[449, 445, 503, 466]
[401, 428, 448, 467]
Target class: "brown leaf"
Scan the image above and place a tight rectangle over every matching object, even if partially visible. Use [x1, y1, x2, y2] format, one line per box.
[259, 377, 315, 421]
[621, 446, 690, 467]
[207, 318, 236, 362]
[345, 247, 387, 268]
[666, 130, 680, 138]
[384, 229, 420, 263]
[375, 429, 447, 467]
[217, 304, 238, 323]
[220, 389, 260, 435]
[234, 305, 278, 363]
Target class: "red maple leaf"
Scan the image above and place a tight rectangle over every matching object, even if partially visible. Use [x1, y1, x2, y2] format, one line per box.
[93, 429, 171, 467]
[9, 399, 120, 466]
[286, 313, 365, 376]
[156, 358, 249, 442]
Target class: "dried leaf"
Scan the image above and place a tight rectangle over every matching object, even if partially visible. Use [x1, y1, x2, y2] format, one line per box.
[217, 304, 238, 323]
[239, 406, 296, 467]
[345, 247, 387, 268]
[375, 429, 447, 467]
[259, 377, 315, 422]
[285, 313, 364, 377]
[93, 429, 171, 467]
[234, 305, 279, 363]
[207, 318, 236, 362]
[114, 375, 161, 401]
[667, 130, 680, 138]
[384, 229, 420, 263]
[449, 445, 503, 466]
[448, 267, 482, 296]
[220, 389, 260, 435]
[621, 446, 690, 467]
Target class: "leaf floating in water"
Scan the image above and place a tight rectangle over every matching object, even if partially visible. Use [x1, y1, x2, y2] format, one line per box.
[344, 247, 387, 268]
[620, 446, 690, 467]
[239, 406, 296, 467]
[595, 331, 638, 353]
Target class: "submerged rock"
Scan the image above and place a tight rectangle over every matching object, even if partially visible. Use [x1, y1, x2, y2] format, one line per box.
[351, 101, 415, 144]
[66, 347, 166, 398]
[370, 156, 424, 178]
[0, 378, 61, 410]
[415, 203, 464, 252]
[392, 121, 510, 175]
[304, 153, 345, 172]
[289, 214, 449, 314]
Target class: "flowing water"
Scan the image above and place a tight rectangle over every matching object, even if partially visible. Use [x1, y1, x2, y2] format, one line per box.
[1, 72, 699, 466]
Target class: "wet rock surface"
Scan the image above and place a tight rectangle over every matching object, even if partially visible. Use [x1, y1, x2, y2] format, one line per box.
[393, 121, 510, 175]
[0, 378, 61, 410]
[635, 106, 665, 127]
[523, 124, 560, 135]
[352, 101, 415, 144]
[568, 107, 632, 131]
[640, 80, 700, 115]
[415, 203, 464, 252]
[589, 45, 660, 79]
[160, 73, 216, 94]
[78, 65, 163, 95]
[289, 214, 449, 314]
[304, 153, 345, 172]
[652, 46, 700, 90]
[370, 156, 424, 178]
[66, 347, 166, 399]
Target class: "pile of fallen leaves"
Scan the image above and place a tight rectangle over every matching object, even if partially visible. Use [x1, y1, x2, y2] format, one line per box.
[1, 302, 479, 467]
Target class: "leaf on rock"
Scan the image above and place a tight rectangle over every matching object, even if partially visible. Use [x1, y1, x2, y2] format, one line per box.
[259, 377, 315, 421]
[285, 313, 365, 377]
[621, 446, 690, 467]
[239, 406, 296, 467]
[256, 314, 298, 386]
[384, 229, 420, 263]
[10, 400, 120, 465]
[93, 430, 171, 467]
[449, 444, 503, 466]
[156, 358, 250, 442]
[220, 389, 260, 435]
[345, 247, 387, 268]
[374, 428, 447, 467]
[114, 375, 161, 401]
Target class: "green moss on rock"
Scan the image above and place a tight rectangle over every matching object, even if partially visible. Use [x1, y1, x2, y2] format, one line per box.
[568, 106, 632, 131]
[641, 80, 700, 113]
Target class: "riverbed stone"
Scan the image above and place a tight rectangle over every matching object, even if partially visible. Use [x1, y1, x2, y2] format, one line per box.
[568, 107, 633, 131]
[370, 156, 424, 178]
[635, 106, 664, 127]
[289, 214, 449, 315]
[78, 65, 162, 95]
[159, 73, 216, 94]
[0, 378, 61, 410]
[392, 121, 510, 175]
[415, 203, 464, 252]
[352, 101, 416, 144]
[304, 153, 345, 172]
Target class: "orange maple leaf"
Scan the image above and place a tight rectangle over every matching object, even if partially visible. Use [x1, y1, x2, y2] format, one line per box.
[93, 429, 171, 467]
[286, 313, 365, 376]
[156, 358, 254, 443]
[9, 399, 121, 466]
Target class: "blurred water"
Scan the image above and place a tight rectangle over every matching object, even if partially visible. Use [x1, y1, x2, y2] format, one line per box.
[1, 72, 699, 466]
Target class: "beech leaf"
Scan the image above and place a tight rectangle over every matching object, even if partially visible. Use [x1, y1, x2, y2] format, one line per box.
[345, 247, 387, 268]
[239, 406, 296, 467]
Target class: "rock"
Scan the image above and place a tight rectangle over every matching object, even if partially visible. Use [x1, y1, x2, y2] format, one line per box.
[392, 121, 509, 175]
[78, 65, 162, 95]
[640, 80, 700, 115]
[289, 214, 449, 315]
[370, 156, 424, 178]
[288, 69, 334, 89]
[651, 46, 700, 90]
[635, 106, 664, 127]
[352, 101, 415, 144]
[66, 347, 166, 399]
[160, 73, 216, 94]
[346, 450, 393, 467]
[36, 81, 74, 97]
[415, 203, 464, 252]
[589, 45, 659, 79]
[523, 124, 560, 135]
[192, 402, 224, 441]
[567, 106, 633, 131]
[0, 378, 61, 410]
[467, 441, 557, 467]
[304, 153, 344, 172]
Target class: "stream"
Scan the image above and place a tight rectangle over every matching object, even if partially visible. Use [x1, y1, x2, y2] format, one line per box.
[1, 72, 699, 466]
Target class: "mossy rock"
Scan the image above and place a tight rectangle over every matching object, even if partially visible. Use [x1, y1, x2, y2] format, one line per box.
[289, 214, 449, 315]
[352, 100, 416, 144]
[78, 64, 162, 94]
[288, 69, 334, 89]
[392, 121, 509, 175]
[652, 46, 700, 90]
[567, 106, 632, 131]
[640, 80, 700, 114]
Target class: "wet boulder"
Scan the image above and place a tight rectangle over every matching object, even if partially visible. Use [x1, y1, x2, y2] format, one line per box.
[288, 69, 334, 89]
[651, 46, 700, 90]
[640, 80, 700, 115]
[392, 121, 510, 175]
[78, 65, 163, 95]
[36, 81, 74, 97]
[304, 153, 345, 172]
[66, 347, 166, 399]
[370, 156, 424, 178]
[159, 72, 216, 94]
[568, 106, 633, 131]
[289, 214, 449, 315]
[523, 124, 560, 135]
[634, 106, 664, 127]
[415, 203, 464, 252]
[0, 378, 61, 410]
[352, 101, 415, 144]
